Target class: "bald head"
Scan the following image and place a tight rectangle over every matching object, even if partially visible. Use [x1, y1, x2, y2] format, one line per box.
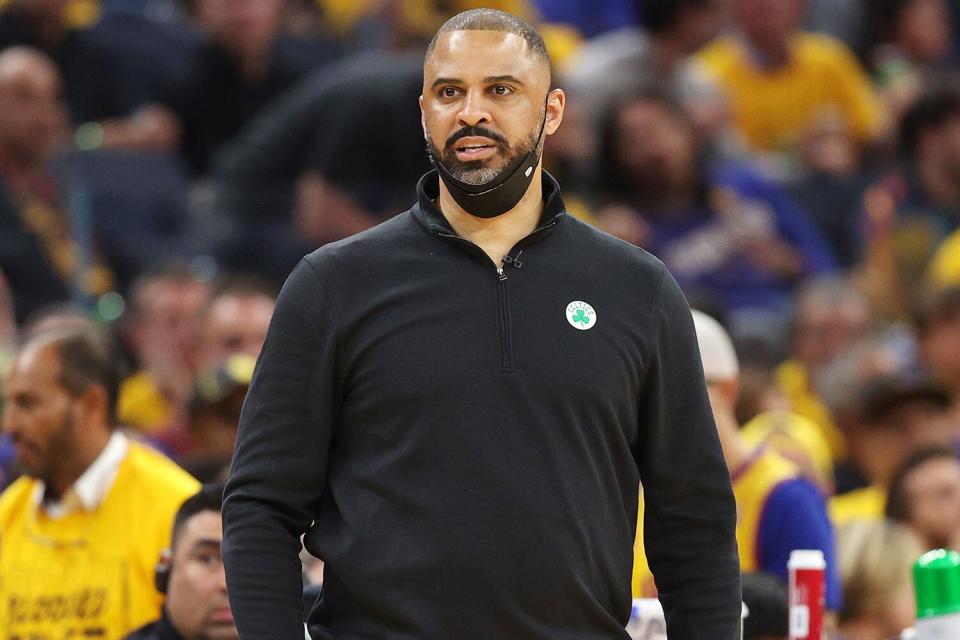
[426, 9, 551, 79]
[0, 47, 64, 167]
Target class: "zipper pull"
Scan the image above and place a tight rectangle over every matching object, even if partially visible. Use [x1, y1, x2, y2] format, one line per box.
[497, 267, 507, 281]
[502, 255, 523, 269]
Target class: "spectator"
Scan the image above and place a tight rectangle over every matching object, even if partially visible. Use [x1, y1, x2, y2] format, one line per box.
[887, 446, 960, 551]
[836, 519, 921, 640]
[0, 46, 113, 322]
[915, 285, 960, 426]
[0, 0, 131, 123]
[112, 0, 333, 176]
[693, 0, 886, 156]
[213, 52, 428, 278]
[634, 310, 842, 619]
[886, 90, 960, 294]
[827, 357, 955, 524]
[595, 91, 836, 325]
[560, 0, 725, 128]
[741, 572, 788, 640]
[117, 262, 211, 435]
[125, 483, 238, 640]
[160, 354, 254, 482]
[0, 323, 199, 637]
[776, 277, 873, 461]
[196, 274, 276, 373]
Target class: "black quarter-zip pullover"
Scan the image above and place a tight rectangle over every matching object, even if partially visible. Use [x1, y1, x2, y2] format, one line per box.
[222, 171, 741, 639]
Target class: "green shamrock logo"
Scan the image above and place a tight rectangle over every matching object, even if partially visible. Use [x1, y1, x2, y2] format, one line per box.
[572, 309, 590, 325]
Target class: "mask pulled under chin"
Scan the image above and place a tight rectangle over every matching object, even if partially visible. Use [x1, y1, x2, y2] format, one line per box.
[434, 144, 542, 219]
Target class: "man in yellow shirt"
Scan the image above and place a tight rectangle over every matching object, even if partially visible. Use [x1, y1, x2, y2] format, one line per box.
[0, 324, 199, 638]
[693, 0, 885, 154]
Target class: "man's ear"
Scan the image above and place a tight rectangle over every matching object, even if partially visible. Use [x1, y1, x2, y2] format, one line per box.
[419, 95, 426, 135]
[77, 383, 109, 425]
[544, 88, 565, 136]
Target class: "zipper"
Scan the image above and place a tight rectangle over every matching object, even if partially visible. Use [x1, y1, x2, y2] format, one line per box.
[437, 230, 517, 371]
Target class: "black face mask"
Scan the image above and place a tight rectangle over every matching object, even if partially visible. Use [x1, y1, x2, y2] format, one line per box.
[433, 100, 549, 219]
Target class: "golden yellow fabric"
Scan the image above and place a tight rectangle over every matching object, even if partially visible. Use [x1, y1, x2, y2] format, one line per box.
[633, 448, 798, 596]
[775, 359, 847, 461]
[829, 484, 886, 527]
[928, 228, 960, 288]
[0, 0, 99, 28]
[0, 442, 199, 638]
[117, 370, 174, 435]
[695, 33, 884, 152]
[741, 410, 833, 489]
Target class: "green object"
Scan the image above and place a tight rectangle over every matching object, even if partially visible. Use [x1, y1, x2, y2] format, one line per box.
[914, 549, 960, 618]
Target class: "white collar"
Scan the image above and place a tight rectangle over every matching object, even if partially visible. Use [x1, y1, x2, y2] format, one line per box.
[33, 431, 129, 518]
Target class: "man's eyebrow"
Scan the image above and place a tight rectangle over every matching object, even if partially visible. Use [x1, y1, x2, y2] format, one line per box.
[484, 75, 524, 86]
[188, 538, 222, 554]
[431, 77, 463, 89]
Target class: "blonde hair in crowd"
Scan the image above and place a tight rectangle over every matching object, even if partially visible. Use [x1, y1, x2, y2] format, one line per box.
[837, 520, 921, 622]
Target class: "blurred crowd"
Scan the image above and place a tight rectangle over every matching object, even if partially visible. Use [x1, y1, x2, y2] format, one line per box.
[3, 0, 960, 638]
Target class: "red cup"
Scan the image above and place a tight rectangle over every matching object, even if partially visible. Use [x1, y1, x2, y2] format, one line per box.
[788, 549, 826, 640]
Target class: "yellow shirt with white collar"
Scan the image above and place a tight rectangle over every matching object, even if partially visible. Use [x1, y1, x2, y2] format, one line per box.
[0, 433, 198, 638]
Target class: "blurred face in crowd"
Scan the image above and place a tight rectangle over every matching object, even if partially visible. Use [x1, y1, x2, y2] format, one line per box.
[857, 399, 954, 485]
[2, 343, 83, 487]
[166, 510, 238, 640]
[733, 0, 805, 51]
[793, 295, 871, 373]
[0, 48, 65, 169]
[133, 276, 209, 374]
[421, 29, 563, 187]
[199, 293, 274, 371]
[920, 311, 960, 394]
[614, 98, 696, 200]
[901, 455, 960, 550]
[897, 0, 953, 64]
[675, 0, 726, 52]
[196, 0, 284, 59]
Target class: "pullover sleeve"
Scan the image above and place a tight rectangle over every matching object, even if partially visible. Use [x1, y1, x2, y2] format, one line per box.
[222, 256, 337, 638]
[634, 266, 742, 639]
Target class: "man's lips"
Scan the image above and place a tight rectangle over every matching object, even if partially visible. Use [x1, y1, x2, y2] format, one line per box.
[210, 607, 234, 623]
[452, 137, 498, 161]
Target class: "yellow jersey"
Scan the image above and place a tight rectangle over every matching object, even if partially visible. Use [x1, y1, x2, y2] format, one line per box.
[0, 442, 198, 638]
[694, 32, 884, 152]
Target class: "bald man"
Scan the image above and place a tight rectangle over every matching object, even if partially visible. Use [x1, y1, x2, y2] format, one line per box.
[223, 9, 740, 639]
[0, 46, 111, 321]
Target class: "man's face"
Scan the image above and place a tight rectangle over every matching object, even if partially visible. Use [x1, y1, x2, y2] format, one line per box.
[166, 510, 237, 640]
[136, 278, 209, 369]
[733, 0, 804, 48]
[0, 54, 65, 167]
[858, 400, 954, 485]
[2, 343, 78, 483]
[421, 30, 558, 186]
[793, 299, 871, 372]
[904, 456, 960, 549]
[199, 294, 274, 372]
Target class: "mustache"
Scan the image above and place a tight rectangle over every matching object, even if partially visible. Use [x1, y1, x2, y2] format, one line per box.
[444, 126, 509, 150]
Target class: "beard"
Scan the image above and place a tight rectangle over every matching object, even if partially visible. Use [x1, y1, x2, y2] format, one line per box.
[15, 406, 77, 494]
[426, 116, 543, 186]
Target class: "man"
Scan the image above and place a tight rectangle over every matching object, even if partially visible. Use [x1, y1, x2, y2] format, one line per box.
[0, 324, 199, 637]
[0, 46, 113, 322]
[126, 483, 238, 640]
[196, 275, 276, 373]
[634, 311, 842, 615]
[223, 9, 740, 639]
[117, 262, 211, 435]
[916, 285, 960, 427]
[693, 0, 885, 154]
[886, 446, 960, 552]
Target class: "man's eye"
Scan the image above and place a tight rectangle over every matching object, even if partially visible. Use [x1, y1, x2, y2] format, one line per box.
[440, 87, 459, 98]
[492, 84, 513, 96]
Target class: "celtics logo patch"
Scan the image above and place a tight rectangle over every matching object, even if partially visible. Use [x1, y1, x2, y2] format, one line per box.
[566, 301, 596, 330]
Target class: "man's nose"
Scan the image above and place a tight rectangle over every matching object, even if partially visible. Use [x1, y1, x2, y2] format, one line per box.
[457, 90, 491, 128]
